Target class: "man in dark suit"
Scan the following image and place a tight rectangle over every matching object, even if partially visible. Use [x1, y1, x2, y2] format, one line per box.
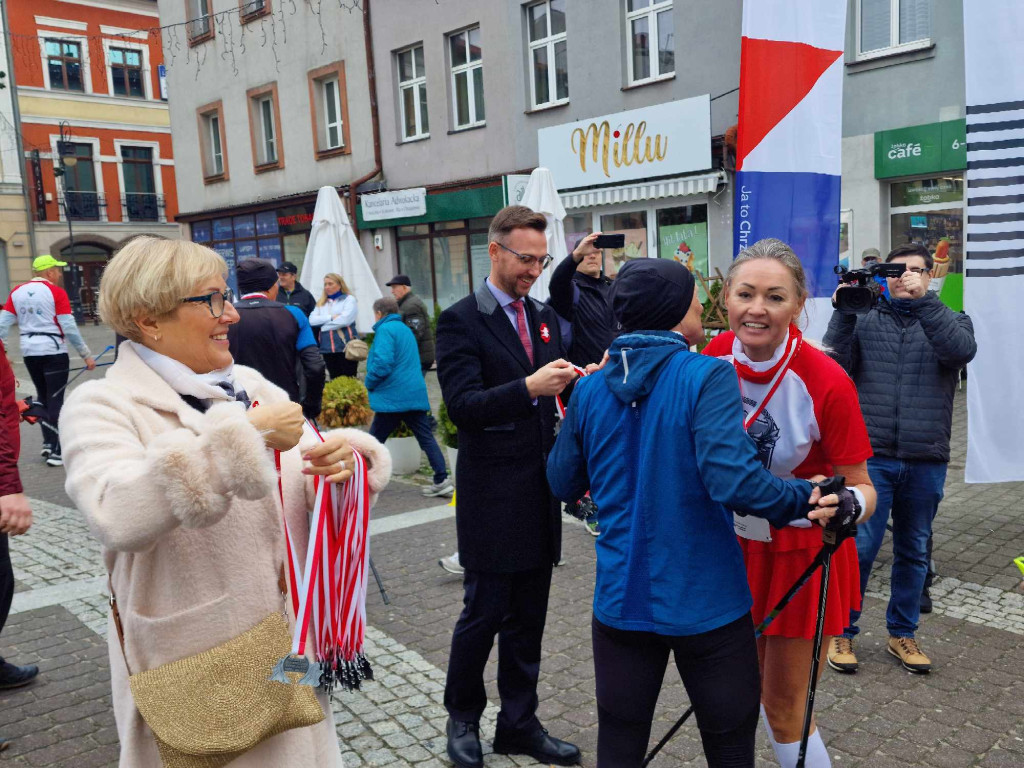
[436, 206, 580, 768]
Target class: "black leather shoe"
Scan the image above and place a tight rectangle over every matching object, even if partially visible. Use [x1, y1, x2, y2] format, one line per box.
[0, 660, 39, 690]
[493, 727, 581, 766]
[446, 718, 482, 768]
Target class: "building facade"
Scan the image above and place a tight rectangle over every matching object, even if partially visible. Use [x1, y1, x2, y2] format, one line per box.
[159, 0, 376, 294]
[7, 0, 180, 313]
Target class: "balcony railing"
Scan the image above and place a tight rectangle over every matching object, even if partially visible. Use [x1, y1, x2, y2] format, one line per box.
[123, 193, 165, 223]
[61, 191, 105, 221]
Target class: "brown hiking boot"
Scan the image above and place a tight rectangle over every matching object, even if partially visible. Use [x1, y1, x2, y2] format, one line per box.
[888, 636, 931, 673]
[827, 636, 858, 673]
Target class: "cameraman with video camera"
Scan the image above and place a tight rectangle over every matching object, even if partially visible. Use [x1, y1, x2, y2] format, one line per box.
[823, 243, 976, 674]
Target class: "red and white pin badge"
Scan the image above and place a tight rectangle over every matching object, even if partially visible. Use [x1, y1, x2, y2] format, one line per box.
[539, 323, 551, 343]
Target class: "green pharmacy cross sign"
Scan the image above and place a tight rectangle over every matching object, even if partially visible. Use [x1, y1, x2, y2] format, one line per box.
[874, 119, 967, 179]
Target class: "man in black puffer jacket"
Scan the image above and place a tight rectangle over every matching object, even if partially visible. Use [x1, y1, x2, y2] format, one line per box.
[823, 243, 976, 675]
[547, 232, 616, 370]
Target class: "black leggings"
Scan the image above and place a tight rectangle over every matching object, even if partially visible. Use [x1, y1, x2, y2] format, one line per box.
[592, 613, 760, 768]
[24, 353, 68, 451]
[323, 352, 358, 379]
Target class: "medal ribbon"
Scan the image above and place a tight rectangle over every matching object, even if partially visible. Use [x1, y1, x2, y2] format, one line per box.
[555, 362, 589, 420]
[733, 330, 802, 431]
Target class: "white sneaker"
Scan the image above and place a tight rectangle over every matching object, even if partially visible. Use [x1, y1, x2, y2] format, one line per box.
[423, 478, 455, 497]
[46, 453, 63, 467]
[438, 552, 464, 574]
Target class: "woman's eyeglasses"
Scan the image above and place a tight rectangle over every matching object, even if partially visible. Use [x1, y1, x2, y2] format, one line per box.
[181, 289, 235, 318]
[496, 242, 553, 270]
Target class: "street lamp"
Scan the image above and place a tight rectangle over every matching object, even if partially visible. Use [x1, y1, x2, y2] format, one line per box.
[53, 121, 84, 322]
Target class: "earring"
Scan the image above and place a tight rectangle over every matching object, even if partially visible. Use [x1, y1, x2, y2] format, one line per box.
[152, 334, 161, 342]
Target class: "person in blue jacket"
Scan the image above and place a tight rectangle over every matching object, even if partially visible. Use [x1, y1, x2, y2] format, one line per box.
[366, 297, 452, 497]
[546, 259, 840, 768]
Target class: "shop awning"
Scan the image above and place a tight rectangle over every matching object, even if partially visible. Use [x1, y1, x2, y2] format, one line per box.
[559, 171, 726, 209]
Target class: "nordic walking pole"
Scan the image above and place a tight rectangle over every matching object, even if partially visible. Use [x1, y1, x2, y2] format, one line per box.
[641, 546, 829, 767]
[796, 475, 847, 768]
[369, 556, 390, 605]
[50, 344, 115, 398]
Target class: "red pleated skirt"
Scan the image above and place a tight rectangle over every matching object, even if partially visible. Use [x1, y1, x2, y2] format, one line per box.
[739, 526, 861, 639]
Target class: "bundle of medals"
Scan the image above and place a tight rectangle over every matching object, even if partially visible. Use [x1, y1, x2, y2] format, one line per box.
[269, 421, 373, 693]
[555, 364, 599, 522]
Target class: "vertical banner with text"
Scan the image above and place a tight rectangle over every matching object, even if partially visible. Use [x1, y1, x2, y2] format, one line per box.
[963, 0, 1024, 483]
[734, 0, 846, 338]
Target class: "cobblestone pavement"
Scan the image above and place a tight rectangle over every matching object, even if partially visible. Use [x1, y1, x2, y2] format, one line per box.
[2, 325, 1022, 766]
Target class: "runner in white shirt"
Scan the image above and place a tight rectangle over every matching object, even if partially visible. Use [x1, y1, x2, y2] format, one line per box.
[0, 255, 95, 466]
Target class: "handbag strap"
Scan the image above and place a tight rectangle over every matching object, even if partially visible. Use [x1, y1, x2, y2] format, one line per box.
[109, 564, 289, 676]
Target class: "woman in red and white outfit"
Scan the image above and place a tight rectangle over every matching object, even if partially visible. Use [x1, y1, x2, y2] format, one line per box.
[704, 238, 876, 768]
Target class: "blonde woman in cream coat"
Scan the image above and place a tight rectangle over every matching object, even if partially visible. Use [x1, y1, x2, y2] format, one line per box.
[59, 238, 391, 767]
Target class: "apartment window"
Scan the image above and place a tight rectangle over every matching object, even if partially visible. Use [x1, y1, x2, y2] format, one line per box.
[121, 147, 160, 222]
[527, 1, 568, 108]
[858, 0, 931, 58]
[307, 62, 350, 158]
[240, 0, 270, 22]
[187, 0, 213, 43]
[247, 83, 284, 171]
[397, 45, 429, 141]
[449, 27, 484, 130]
[197, 101, 228, 182]
[110, 48, 144, 98]
[626, 0, 674, 85]
[45, 40, 84, 91]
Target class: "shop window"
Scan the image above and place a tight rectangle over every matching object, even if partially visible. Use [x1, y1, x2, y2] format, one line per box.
[397, 45, 429, 141]
[449, 27, 485, 130]
[527, 0, 568, 109]
[197, 101, 228, 182]
[247, 83, 284, 171]
[857, 0, 931, 59]
[109, 47, 145, 98]
[187, 0, 214, 44]
[397, 218, 492, 309]
[657, 205, 709, 293]
[563, 213, 593, 254]
[599, 210, 648, 275]
[46, 40, 84, 92]
[889, 176, 964, 274]
[307, 62, 350, 158]
[626, 0, 674, 85]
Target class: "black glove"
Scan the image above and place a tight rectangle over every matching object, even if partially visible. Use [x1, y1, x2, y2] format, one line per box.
[816, 475, 860, 545]
[564, 495, 598, 521]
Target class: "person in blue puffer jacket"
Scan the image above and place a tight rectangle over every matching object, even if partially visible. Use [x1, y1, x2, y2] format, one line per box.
[366, 297, 453, 497]
[546, 259, 840, 768]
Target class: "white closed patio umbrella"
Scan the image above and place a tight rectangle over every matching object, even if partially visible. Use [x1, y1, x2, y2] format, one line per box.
[300, 186, 382, 334]
[520, 167, 567, 302]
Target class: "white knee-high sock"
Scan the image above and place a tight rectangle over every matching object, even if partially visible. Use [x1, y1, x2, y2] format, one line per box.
[767, 727, 831, 768]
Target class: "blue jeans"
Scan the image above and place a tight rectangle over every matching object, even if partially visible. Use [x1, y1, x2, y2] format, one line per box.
[369, 410, 448, 485]
[843, 456, 947, 639]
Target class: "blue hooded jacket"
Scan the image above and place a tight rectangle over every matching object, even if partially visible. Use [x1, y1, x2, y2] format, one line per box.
[365, 314, 431, 413]
[547, 331, 815, 636]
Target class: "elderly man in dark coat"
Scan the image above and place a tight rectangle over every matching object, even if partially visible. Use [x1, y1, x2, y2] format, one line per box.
[435, 206, 580, 768]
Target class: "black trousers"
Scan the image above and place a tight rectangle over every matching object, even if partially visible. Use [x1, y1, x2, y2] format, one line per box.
[444, 565, 552, 735]
[592, 613, 761, 768]
[24, 353, 68, 452]
[323, 352, 358, 380]
[0, 534, 13, 644]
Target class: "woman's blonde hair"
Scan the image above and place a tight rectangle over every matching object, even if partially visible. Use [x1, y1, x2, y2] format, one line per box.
[724, 237, 809, 301]
[99, 237, 227, 341]
[317, 272, 351, 307]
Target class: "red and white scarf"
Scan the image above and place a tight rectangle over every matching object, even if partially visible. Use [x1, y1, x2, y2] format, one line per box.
[732, 324, 803, 430]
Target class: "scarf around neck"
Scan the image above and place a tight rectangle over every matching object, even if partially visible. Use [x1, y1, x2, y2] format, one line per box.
[327, 290, 344, 301]
[731, 324, 803, 384]
[130, 341, 248, 408]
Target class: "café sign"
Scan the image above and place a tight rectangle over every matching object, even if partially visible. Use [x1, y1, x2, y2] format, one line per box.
[874, 120, 967, 179]
[538, 95, 711, 190]
[360, 187, 427, 221]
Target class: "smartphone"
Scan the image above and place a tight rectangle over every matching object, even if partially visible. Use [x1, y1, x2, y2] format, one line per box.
[594, 233, 625, 250]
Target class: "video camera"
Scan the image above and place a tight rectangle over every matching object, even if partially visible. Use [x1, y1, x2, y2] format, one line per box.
[832, 263, 905, 314]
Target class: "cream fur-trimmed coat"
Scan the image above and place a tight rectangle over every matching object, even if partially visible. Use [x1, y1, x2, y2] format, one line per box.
[60, 343, 392, 768]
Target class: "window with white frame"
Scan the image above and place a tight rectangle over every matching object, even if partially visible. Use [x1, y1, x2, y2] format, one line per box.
[626, 0, 674, 85]
[527, 1, 568, 108]
[449, 27, 484, 130]
[198, 106, 225, 179]
[858, 0, 931, 57]
[208, 115, 224, 174]
[257, 95, 277, 165]
[397, 45, 429, 141]
[307, 62, 348, 157]
[45, 40, 84, 91]
[321, 78, 344, 150]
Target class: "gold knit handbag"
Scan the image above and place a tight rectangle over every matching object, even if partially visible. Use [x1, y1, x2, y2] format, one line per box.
[111, 571, 324, 768]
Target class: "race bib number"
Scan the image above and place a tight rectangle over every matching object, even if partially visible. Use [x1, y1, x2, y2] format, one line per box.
[734, 512, 772, 542]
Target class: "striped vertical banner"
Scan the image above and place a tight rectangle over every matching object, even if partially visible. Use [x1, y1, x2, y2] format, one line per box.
[964, 0, 1024, 483]
[734, 0, 847, 340]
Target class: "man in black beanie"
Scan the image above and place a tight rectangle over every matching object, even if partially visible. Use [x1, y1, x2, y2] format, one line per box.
[228, 258, 326, 418]
[547, 257, 828, 768]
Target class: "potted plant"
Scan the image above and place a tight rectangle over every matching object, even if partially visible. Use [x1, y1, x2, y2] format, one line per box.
[387, 420, 421, 475]
[319, 376, 372, 428]
[438, 402, 458, 477]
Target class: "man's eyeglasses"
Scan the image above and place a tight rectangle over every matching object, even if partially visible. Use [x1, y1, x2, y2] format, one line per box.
[181, 289, 234, 318]
[496, 242, 553, 270]
[903, 267, 930, 275]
